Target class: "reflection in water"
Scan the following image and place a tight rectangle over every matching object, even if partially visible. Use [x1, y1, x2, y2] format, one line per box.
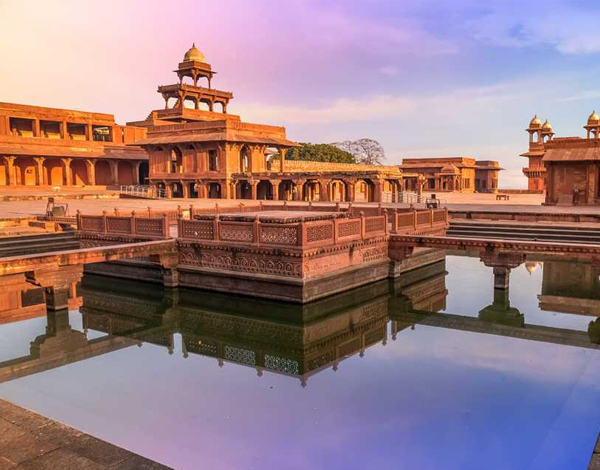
[0, 253, 598, 470]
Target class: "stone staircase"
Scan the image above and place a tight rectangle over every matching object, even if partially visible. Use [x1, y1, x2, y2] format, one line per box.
[448, 220, 600, 245]
[0, 232, 80, 258]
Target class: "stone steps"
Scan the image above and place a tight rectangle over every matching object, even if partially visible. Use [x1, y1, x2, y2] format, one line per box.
[448, 221, 600, 244]
[0, 232, 80, 258]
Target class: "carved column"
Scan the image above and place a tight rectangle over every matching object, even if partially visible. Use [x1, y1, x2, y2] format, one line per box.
[373, 179, 383, 202]
[270, 180, 279, 201]
[109, 160, 119, 185]
[319, 179, 331, 202]
[182, 181, 190, 198]
[34, 157, 45, 186]
[85, 160, 96, 185]
[62, 158, 72, 186]
[346, 180, 356, 202]
[250, 180, 258, 200]
[4, 156, 16, 186]
[26, 265, 84, 311]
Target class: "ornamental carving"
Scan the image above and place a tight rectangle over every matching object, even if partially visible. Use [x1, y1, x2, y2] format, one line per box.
[220, 224, 253, 242]
[338, 220, 361, 238]
[362, 246, 388, 263]
[306, 223, 334, 243]
[260, 226, 298, 245]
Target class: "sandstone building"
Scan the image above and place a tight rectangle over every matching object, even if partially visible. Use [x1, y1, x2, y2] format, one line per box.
[130, 45, 403, 202]
[521, 111, 600, 205]
[0, 103, 148, 187]
[399, 157, 502, 193]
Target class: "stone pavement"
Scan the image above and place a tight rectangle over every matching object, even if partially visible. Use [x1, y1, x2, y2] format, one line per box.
[0, 399, 172, 469]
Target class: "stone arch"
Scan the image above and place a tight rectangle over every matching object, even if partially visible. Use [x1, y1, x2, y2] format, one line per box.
[71, 160, 88, 186]
[117, 161, 134, 185]
[355, 178, 375, 202]
[207, 182, 222, 199]
[278, 180, 296, 201]
[236, 180, 252, 199]
[15, 157, 36, 186]
[44, 159, 64, 186]
[329, 179, 347, 202]
[302, 180, 320, 201]
[171, 182, 184, 198]
[257, 180, 273, 200]
[138, 161, 149, 185]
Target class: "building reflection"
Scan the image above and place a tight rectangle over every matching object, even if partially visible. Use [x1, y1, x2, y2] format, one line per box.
[1, 252, 599, 387]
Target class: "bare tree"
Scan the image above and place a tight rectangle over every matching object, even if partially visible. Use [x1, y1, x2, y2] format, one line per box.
[331, 138, 385, 165]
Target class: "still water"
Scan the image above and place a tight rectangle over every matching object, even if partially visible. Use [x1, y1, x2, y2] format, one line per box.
[0, 253, 599, 470]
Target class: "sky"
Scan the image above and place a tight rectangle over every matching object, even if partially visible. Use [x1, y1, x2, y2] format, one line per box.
[2, 0, 600, 187]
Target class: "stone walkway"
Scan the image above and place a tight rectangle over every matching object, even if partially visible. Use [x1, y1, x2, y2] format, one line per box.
[0, 399, 172, 469]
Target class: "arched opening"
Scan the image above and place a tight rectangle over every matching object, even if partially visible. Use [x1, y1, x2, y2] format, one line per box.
[257, 180, 273, 200]
[44, 159, 64, 186]
[278, 180, 296, 201]
[329, 180, 347, 202]
[138, 161, 149, 185]
[265, 147, 278, 171]
[171, 182, 184, 198]
[95, 161, 111, 185]
[170, 147, 183, 174]
[355, 179, 375, 202]
[236, 180, 252, 199]
[239, 146, 250, 173]
[15, 157, 36, 186]
[71, 160, 88, 186]
[188, 182, 198, 198]
[302, 180, 320, 201]
[207, 182, 221, 199]
[117, 161, 134, 185]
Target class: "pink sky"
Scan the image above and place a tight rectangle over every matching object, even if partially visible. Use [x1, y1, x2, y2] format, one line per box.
[3, 0, 600, 187]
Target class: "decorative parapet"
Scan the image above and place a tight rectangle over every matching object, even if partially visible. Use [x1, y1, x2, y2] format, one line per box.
[390, 208, 449, 235]
[77, 211, 170, 239]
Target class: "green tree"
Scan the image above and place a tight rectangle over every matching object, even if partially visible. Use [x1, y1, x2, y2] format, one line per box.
[283, 142, 356, 163]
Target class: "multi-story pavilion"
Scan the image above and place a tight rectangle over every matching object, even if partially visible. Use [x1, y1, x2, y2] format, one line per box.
[399, 157, 502, 193]
[131, 45, 403, 202]
[0, 103, 148, 187]
[520, 115, 554, 191]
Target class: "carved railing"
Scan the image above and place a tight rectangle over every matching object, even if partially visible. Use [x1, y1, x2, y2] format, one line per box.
[178, 212, 387, 248]
[391, 208, 448, 234]
[77, 211, 170, 239]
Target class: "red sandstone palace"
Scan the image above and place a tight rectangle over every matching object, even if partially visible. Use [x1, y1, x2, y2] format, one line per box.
[521, 112, 600, 205]
[0, 45, 404, 203]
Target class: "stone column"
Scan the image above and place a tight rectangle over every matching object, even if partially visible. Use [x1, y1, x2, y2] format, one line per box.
[4, 156, 16, 186]
[373, 179, 383, 202]
[34, 119, 41, 138]
[85, 160, 96, 185]
[346, 180, 356, 202]
[250, 180, 258, 200]
[271, 180, 279, 201]
[279, 148, 286, 173]
[34, 157, 45, 186]
[86, 123, 93, 141]
[62, 158, 72, 186]
[182, 182, 190, 198]
[109, 161, 119, 185]
[133, 161, 141, 185]
[26, 266, 83, 312]
[480, 252, 526, 291]
[319, 179, 331, 202]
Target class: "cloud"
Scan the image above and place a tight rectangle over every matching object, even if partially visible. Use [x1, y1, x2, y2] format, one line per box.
[379, 65, 401, 76]
[462, 1, 600, 55]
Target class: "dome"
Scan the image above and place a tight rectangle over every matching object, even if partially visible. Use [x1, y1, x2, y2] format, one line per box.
[542, 119, 552, 130]
[588, 110, 600, 125]
[183, 43, 206, 63]
[529, 115, 542, 128]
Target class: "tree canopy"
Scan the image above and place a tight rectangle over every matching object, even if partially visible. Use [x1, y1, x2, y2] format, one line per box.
[284, 143, 356, 163]
[331, 138, 386, 165]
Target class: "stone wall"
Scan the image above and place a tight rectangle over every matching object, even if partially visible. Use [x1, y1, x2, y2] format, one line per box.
[283, 159, 400, 174]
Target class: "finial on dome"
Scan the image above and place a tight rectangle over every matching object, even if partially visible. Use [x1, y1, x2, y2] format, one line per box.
[588, 110, 600, 125]
[183, 43, 206, 63]
[529, 115, 542, 128]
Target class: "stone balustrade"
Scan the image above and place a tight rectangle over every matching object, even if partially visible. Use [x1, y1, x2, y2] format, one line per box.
[77, 211, 170, 239]
[391, 208, 448, 234]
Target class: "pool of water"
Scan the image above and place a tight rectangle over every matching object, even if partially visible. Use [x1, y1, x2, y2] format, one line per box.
[0, 252, 599, 470]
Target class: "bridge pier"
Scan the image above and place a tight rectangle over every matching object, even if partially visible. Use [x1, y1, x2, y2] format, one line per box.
[480, 252, 526, 290]
[25, 265, 83, 312]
